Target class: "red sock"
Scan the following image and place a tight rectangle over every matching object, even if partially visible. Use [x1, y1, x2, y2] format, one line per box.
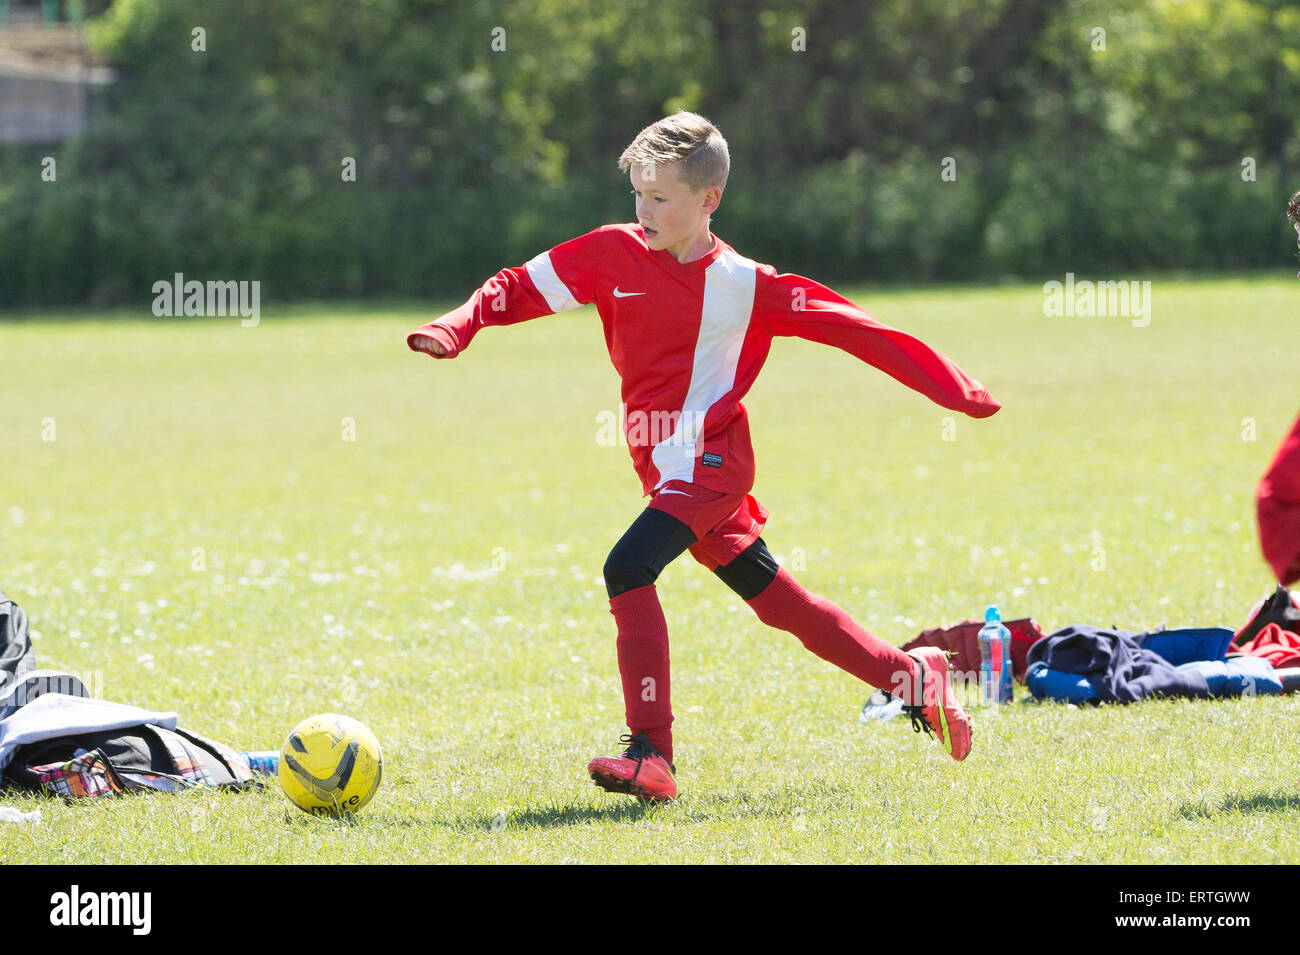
[746, 567, 919, 698]
[609, 584, 674, 763]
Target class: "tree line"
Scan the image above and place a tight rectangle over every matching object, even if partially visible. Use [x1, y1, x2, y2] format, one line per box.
[1, 0, 1296, 308]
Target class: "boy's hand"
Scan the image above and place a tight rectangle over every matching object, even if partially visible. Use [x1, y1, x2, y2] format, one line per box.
[410, 334, 447, 356]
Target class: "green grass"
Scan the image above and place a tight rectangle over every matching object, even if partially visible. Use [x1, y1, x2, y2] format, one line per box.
[2, 275, 1299, 863]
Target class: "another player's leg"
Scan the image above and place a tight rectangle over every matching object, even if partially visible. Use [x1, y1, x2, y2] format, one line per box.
[714, 538, 971, 761]
[587, 508, 696, 801]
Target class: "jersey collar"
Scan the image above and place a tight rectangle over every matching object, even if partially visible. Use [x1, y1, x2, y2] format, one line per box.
[641, 228, 724, 272]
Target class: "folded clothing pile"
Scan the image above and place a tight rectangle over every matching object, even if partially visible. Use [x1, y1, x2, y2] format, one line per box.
[1026, 622, 1293, 704]
[888, 590, 1300, 711]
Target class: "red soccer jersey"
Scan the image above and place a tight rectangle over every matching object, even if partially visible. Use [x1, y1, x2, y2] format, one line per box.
[408, 223, 1001, 496]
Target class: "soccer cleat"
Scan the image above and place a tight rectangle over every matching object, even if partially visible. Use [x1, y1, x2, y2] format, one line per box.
[901, 647, 972, 761]
[587, 732, 678, 802]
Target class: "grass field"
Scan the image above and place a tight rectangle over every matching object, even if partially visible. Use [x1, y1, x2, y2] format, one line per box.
[2, 275, 1299, 864]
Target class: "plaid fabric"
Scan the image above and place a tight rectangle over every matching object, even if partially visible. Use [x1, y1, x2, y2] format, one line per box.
[193, 733, 257, 787]
[28, 748, 126, 798]
[157, 728, 220, 787]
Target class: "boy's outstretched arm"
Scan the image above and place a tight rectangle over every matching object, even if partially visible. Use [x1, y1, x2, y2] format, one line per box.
[407, 230, 605, 359]
[759, 270, 1001, 418]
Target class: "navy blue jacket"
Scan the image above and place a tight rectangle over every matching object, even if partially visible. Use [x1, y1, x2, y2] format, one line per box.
[1025, 625, 1210, 703]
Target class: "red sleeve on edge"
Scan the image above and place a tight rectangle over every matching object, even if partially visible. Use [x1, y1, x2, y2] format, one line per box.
[758, 269, 1001, 418]
[1257, 411, 1300, 586]
[406, 229, 606, 358]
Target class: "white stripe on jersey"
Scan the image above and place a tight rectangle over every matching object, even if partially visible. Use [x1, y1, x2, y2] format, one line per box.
[525, 250, 583, 313]
[651, 248, 758, 487]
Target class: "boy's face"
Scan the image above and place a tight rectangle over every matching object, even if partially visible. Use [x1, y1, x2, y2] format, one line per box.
[630, 162, 721, 258]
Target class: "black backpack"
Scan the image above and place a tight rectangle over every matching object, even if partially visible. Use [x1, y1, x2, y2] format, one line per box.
[1234, 585, 1300, 648]
[0, 588, 35, 694]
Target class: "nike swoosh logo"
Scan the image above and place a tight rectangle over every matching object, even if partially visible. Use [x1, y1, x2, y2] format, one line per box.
[658, 489, 691, 496]
[612, 287, 646, 298]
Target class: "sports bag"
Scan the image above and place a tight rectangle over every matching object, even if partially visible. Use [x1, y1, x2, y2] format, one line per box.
[1234, 586, 1300, 648]
[901, 617, 1045, 683]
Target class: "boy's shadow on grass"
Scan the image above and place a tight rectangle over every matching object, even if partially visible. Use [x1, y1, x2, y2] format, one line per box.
[1176, 793, 1300, 819]
[482, 802, 656, 829]
[457, 783, 858, 831]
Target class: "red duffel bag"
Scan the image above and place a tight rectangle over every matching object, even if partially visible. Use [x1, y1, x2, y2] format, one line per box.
[900, 617, 1045, 684]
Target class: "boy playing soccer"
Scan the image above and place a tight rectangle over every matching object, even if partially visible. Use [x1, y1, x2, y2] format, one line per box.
[408, 113, 1001, 801]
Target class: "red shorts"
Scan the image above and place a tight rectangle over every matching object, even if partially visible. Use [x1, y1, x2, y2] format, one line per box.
[646, 480, 769, 571]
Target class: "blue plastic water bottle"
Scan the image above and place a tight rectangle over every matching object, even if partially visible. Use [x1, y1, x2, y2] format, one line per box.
[977, 608, 995, 705]
[978, 606, 1013, 705]
[242, 750, 280, 776]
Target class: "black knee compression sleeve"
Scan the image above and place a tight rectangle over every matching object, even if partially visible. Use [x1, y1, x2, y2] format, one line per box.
[603, 507, 698, 599]
[713, 537, 781, 601]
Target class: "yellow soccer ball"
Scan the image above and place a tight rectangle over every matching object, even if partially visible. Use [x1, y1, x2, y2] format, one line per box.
[278, 713, 383, 816]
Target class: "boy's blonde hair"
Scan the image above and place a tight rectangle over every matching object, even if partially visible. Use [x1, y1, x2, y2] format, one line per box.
[618, 112, 729, 195]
